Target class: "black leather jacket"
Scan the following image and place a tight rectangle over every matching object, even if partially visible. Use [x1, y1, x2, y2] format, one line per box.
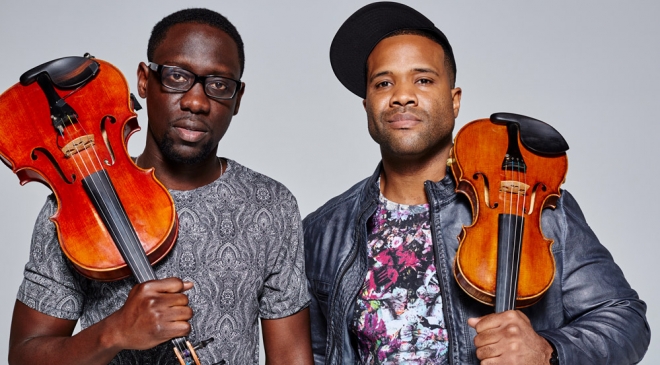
[303, 164, 650, 365]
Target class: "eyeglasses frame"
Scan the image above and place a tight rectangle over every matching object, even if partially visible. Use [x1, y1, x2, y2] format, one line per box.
[147, 62, 242, 100]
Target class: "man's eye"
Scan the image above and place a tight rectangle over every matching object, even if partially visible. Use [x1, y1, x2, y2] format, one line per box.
[375, 80, 391, 88]
[167, 72, 189, 83]
[208, 80, 229, 90]
[417, 78, 433, 85]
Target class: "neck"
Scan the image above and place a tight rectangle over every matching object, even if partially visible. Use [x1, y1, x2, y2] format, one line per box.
[136, 142, 224, 191]
[379, 145, 451, 205]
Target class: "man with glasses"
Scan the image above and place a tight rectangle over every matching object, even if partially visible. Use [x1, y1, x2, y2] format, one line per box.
[9, 8, 312, 365]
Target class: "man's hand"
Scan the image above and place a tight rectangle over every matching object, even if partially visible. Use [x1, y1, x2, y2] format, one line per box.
[468, 310, 553, 365]
[104, 277, 194, 351]
[9, 277, 194, 365]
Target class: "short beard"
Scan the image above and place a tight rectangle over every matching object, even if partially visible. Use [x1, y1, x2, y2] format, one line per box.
[158, 133, 215, 165]
[367, 105, 454, 159]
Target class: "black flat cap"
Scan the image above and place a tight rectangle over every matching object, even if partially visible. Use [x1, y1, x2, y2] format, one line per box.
[330, 1, 455, 99]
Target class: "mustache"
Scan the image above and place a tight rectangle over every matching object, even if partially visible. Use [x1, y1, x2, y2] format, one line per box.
[381, 107, 425, 121]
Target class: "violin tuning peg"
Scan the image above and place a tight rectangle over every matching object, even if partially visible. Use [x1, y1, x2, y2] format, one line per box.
[192, 337, 214, 350]
[130, 93, 142, 111]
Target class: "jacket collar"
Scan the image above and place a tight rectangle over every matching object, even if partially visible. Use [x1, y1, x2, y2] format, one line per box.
[358, 161, 458, 207]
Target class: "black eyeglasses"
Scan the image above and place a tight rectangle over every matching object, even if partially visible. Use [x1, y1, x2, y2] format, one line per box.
[148, 62, 241, 100]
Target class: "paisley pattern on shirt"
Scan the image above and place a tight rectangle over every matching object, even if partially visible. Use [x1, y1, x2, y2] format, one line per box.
[17, 159, 309, 365]
[353, 194, 449, 364]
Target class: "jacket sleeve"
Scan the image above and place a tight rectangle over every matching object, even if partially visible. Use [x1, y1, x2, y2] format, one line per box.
[537, 191, 650, 365]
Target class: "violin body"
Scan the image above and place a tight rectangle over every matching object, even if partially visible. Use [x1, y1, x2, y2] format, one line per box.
[0, 57, 177, 281]
[451, 114, 568, 310]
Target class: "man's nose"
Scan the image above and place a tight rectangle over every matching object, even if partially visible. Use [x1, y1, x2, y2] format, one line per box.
[180, 82, 211, 114]
[390, 82, 418, 107]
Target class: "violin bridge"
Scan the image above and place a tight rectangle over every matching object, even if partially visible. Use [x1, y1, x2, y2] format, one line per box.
[500, 180, 530, 195]
[62, 135, 95, 158]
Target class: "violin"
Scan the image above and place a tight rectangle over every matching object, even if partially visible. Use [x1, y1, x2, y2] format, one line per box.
[0, 55, 211, 364]
[450, 113, 568, 312]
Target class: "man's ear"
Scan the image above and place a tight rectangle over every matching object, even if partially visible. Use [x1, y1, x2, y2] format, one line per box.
[232, 82, 246, 116]
[363, 98, 367, 110]
[137, 62, 149, 98]
[451, 87, 462, 119]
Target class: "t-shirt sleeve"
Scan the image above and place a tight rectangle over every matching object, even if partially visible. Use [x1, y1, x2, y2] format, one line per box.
[16, 196, 85, 320]
[259, 191, 310, 319]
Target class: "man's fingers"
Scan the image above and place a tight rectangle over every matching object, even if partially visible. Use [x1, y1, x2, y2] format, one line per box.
[475, 343, 504, 361]
[470, 313, 500, 333]
[153, 277, 187, 292]
[471, 310, 522, 333]
[160, 305, 194, 322]
[473, 326, 503, 348]
[138, 278, 192, 294]
[467, 316, 482, 328]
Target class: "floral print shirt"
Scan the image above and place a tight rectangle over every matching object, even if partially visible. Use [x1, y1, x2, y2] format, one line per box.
[352, 193, 449, 364]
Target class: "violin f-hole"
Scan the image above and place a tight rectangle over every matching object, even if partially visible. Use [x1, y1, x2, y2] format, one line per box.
[100, 115, 117, 166]
[31, 147, 75, 184]
[473, 172, 498, 209]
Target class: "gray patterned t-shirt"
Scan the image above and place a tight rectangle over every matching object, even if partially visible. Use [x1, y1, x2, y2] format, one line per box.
[17, 159, 310, 365]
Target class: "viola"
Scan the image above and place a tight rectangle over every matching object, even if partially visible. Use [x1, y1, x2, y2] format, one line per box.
[450, 113, 568, 312]
[0, 55, 210, 364]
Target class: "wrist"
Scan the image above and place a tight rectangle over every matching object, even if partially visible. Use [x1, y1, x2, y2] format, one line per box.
[96, 313, 125, 352]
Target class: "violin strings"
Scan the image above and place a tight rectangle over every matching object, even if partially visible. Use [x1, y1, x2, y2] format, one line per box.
[511, 161, 523, 310]
[60, 116, 143, 283]
[505, 152, 528, 311]
[508, 160, 515, 310]
[62, 86, 155, 281]
[66, 115, 155, 283]
[503, 164, 515, 309]
[516, 161, 528, 309]
[506, 159, 515, 308]
[57, 88, 191, 361]
[60, 117, 135, 278]
[502, 154, 526, 311]
[60, 84, 155, 285]
[69, 118, 191, 361]
[509, 159, 518, 310]
[63, 117, 191, 360]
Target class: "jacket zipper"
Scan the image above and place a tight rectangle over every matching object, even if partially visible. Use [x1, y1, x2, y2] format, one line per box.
[425, 181, 455, 365]
[327, 200, 376, 364]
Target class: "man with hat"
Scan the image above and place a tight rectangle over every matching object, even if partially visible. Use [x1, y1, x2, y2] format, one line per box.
[303, 2, 649, 364]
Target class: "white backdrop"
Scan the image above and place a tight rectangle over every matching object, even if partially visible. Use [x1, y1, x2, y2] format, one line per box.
[0, 0, 657, 363]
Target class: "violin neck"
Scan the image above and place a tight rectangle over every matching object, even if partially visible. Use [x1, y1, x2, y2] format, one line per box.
[495, 213, 525, 313]
[82, 169, 156, 282]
